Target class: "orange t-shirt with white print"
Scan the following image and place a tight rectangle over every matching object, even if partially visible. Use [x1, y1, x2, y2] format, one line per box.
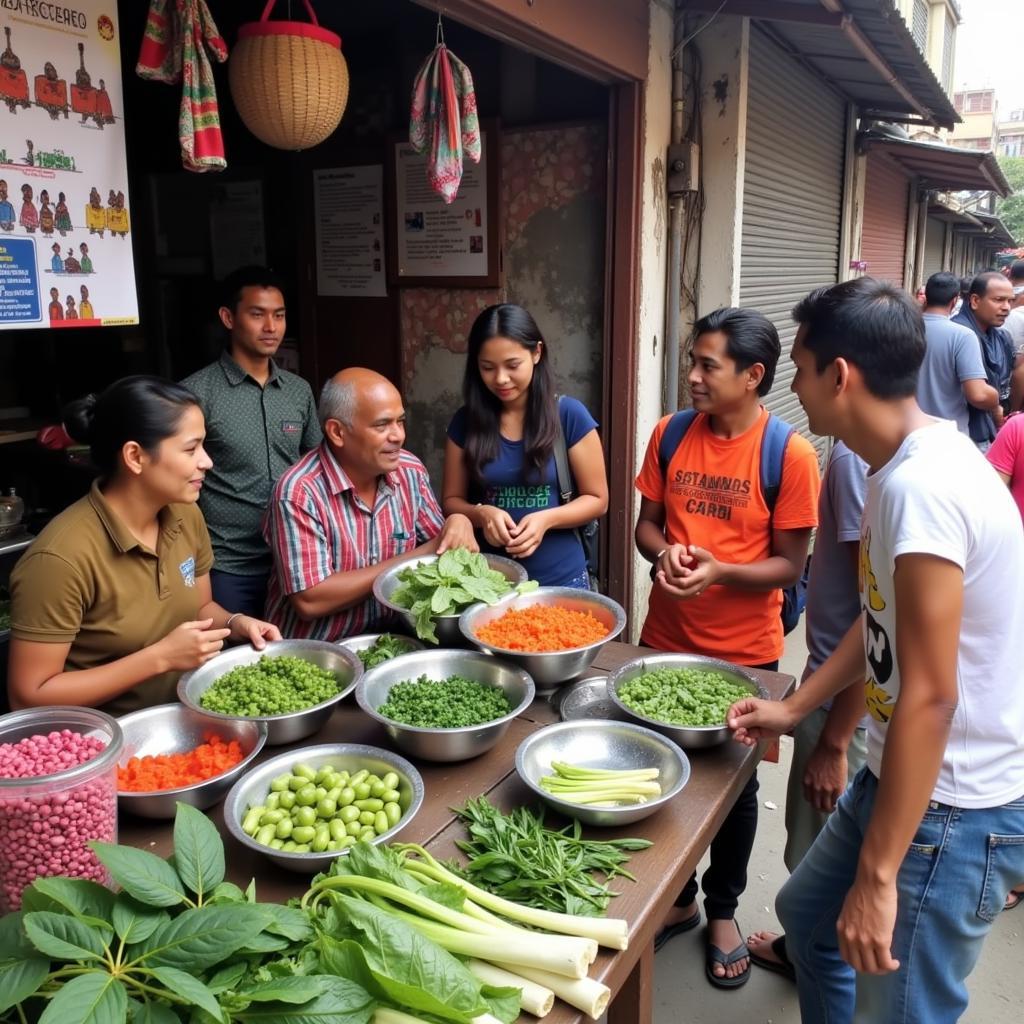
[636, 407, 821, 665]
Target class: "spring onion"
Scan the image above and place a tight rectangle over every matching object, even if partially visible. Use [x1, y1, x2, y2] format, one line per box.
[538, 761, 663, 806]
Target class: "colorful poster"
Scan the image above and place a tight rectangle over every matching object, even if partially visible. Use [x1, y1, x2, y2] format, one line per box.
[0, 2, 138, 329]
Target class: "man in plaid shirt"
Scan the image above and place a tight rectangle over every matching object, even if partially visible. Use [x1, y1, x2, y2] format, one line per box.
[264, 368, 476, 640]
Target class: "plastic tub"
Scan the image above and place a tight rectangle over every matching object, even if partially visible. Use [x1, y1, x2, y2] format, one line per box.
[0, 706, 123, 912]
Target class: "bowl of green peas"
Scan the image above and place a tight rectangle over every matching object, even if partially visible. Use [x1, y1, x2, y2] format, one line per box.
[607, 653, 769, 749]
[178, 640, 364, 745]
[223, 744, 424, 873]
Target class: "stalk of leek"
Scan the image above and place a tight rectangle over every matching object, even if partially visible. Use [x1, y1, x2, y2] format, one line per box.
[494, 962, 611, 1021]
[467, 960, 555, 1018]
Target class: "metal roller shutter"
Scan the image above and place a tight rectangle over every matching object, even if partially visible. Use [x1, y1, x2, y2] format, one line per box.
[861, 152, 910, 288]
[740, 27, 846, 457]
[923, 216, 946, 279]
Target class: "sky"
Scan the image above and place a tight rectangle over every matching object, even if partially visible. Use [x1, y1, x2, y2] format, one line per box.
[952, 0, 1024, 114]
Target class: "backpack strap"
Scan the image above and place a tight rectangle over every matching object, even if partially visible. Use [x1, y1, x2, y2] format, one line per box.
[657, 409, 698, 478]
[552, 395, 574, 505]
[760, 413, 795, 516]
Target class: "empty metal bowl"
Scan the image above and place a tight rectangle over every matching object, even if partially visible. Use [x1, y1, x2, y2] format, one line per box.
[116, 703, 267, 818]
[224, 744, 424, 873]
[515, 719, 690, 826]
[178, 640, 363, 745]
[355, 648, 535, 762]
[459, 587, 627, 686]
[607, 653, 768, 749]
[372, 552, 528, 646]
[338, 632, 426, 665]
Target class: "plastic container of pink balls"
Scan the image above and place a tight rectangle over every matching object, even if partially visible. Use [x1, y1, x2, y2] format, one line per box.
[0, 707, 123, 913]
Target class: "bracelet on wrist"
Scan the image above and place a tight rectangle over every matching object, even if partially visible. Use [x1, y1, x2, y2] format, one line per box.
[226, 612, 244, 632]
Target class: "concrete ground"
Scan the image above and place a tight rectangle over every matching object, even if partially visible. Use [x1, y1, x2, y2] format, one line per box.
[650, 628, 1023, 1023]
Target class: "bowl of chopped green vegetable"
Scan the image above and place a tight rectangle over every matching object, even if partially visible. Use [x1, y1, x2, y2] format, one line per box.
[372, 549, 534, 645]
[515, 719, 690, 826]
[224, 743, 424, 872]
[338, 632, 426, 668]
[178, 640, 363, 745]
[606, 653, 768, 748]
[355, 648, 535, 761]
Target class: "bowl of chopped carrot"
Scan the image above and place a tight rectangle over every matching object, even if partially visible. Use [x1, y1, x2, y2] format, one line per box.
[115, 703, 268, 818]
[459, 587, 627, 686]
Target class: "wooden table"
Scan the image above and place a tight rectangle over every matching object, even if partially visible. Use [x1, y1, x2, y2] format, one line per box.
[119, 642, 793, 1024]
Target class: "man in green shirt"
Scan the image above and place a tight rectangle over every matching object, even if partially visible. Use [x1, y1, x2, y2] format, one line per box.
[182, 266, 321, 619]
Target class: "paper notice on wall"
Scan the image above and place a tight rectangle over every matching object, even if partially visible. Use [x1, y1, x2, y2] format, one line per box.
[0, 2, 139, 329]
[394, 135, 488, 278]
[313, 165, 386, 297]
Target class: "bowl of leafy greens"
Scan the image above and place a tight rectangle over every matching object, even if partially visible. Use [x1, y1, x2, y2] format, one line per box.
[338, 632, 425, 668]
[372, 548, 536, 645]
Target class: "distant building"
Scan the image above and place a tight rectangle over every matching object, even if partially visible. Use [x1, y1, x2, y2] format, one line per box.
[896, 0, 959, 93]
[998, 108, 1024, 158]
[950, 88, 999, 150]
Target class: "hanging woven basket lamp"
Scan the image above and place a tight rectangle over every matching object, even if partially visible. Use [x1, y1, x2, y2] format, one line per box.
[229, 0, 348, 151]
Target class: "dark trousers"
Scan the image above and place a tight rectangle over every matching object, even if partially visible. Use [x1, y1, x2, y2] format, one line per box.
[676, 658, 778, 921]
[210, 568, 269, 621]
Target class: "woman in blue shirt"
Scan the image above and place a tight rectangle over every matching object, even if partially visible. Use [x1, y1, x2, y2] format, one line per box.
[442, 303, 607, 588]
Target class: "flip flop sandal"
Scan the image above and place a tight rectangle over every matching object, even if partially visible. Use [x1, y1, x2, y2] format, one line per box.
[705, 923, 751, 990]
[654, 908, 701, 952]
[1004, 889, 1024, 912]
[749, 934, 796, 983]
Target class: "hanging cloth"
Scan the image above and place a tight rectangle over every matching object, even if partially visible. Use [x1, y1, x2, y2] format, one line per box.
[409, 41, 481, 203]
[136, 0, 228, 172]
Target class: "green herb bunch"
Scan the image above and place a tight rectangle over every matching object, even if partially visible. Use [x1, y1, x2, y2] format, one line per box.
[355, 635, 412, 669]
[199, 655, 340, 717]
[389, 549, 537, 643]
[617, 667, 754, 726]
[377, 675, 512, 728]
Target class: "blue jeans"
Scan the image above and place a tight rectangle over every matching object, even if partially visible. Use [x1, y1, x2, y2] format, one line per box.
[778, 767, 1024, 1024]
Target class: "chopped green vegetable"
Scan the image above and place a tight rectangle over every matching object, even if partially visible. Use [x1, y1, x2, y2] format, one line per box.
[452, 796, 651, 917]
[377, 675, 512, 728]
[617, 667, 753, 726]
[199, 655, 340, 716]
[355, 633, 413, 668]
[390, 548, 538, 642]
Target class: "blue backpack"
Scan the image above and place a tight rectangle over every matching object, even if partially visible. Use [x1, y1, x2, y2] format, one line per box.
[656, 409, 808, 635]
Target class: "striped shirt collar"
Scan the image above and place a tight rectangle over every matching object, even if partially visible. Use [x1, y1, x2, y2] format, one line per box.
[317, 442, 398, 499]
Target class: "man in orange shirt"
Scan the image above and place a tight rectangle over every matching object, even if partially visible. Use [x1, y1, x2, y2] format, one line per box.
[635, 306, 820, 988]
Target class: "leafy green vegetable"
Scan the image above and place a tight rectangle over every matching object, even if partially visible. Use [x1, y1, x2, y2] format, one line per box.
[172, 803, 225, 903]
[354, 634, 413, 668]
[37, 970, 127, 1024]
[617, 666, 754, 726]
[376, 674, 512, 728]
[90, 843, 188, 908]
[390, 548, 538, 642]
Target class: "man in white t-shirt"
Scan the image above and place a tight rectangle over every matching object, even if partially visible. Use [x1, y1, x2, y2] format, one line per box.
[728, 277, 1024, 1023]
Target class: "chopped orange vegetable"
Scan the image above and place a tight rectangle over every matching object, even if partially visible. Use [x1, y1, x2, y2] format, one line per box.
[117, 733, 244, 792]
[476, 604, 609, 652]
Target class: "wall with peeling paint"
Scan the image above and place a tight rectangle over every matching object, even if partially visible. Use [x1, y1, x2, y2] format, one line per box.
[399, 123, 607, 486]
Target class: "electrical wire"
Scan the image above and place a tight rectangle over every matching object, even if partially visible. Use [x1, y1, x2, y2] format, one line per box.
[671, 1, 727, 62]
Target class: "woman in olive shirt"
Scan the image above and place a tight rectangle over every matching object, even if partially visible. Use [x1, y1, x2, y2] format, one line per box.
[8, 376, 281, 714]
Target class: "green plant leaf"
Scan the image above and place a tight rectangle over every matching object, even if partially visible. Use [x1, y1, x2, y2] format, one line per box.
[516, 579, 540, 593]
[23, 911, 109, 962]
[135, 905, 269, 973]
[38, 971, 127, 1024]
[127, 998, 179, 1024]
[481, 984, 521, 1024]
[90, 842, 187, 908]
[172, 803, 226, 901]
[205, 960, 247, 994]
[238, 932, 291, 954]
[112, 897, 168, 945]
[0, 955, 51, 1014]
[149, 966, 224, 1021]
[261, 904, 314, 943]
[0, 911, 33, 960]
[208, 882, 247, 905]
[239, 976, 332, 1004]
[23, 878, 115, 928]
[234, 975, 374, 1024]
[430, 585, 453, 614]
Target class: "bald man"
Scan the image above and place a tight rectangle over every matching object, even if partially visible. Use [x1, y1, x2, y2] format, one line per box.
[263, 368, 476, 640]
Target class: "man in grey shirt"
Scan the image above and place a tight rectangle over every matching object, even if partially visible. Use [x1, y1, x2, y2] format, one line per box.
[916, 271, 998, 438]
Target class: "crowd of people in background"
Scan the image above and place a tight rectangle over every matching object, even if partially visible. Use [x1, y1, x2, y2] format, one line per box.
[6, 261, 1024, 1022]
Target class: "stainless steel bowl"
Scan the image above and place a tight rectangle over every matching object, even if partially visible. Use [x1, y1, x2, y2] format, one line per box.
[607, 653, 768, 749]
[338, 632, 426, 664]
[223, 744, 424, 873]
[355, 648, 535, 762]
[515, 719, 690, 826]
[372, 553, 528, 646]
[177, 640, 363, 745]
[116, 703, 267, 818]
[459, 587, 627, 686]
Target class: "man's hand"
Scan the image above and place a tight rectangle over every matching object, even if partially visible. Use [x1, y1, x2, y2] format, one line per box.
[728, 696, 799, 747]
[803, 740, 847, 813]
[436, 513, 478, 554]
[505, 511, 551, 559]
[657, 544, 722, 599]
[837, 876, 900, 974]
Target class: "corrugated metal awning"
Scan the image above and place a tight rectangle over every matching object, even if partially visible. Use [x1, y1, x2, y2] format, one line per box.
[858, 133, 1010, 196]
[680, 0, 959, 128]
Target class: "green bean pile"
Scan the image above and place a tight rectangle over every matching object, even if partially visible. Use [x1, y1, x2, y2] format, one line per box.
[199, 655, 340, 716]
[241, 761, 404, 853]
[618, 667, 752, 727]
[377, 674, 512, 728]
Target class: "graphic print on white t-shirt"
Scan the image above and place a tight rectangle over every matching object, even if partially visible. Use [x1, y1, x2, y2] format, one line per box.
[859, 529, 894, 724]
